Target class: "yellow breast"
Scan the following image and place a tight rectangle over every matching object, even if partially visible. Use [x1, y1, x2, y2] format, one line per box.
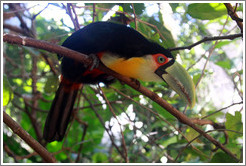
[109, 58, 145, 79]
[100, 53, 162, 82]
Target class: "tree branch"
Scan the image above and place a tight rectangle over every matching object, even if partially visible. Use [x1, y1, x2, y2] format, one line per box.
[224, 3, 243, 33]
[3, 33, 240, 162]
[201, 101, 243, 119]
[98, 85, 129, 163]
[3, 112, 56, 163]
[81, 93, 125, 160]
[92, 3, 96, 22]
[67, 3, 80, 31]
[3, 24, 26, 35]
[109, 85, 204, 155]
[8, 3, 35, 37]
[175, 128, 242, 162]
[3, 142, 19, 162]
[131, 3, 138, 30]
[3, 142, 38, 162]
[168, 33, 243, 51]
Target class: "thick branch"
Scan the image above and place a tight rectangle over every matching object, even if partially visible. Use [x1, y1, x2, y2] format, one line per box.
[3, 33, 92, 65]
[3, 33, 239, 162]
[224, 3, 243, 33]
[169, 33, 243, 51]
[3, 112, 56, 163]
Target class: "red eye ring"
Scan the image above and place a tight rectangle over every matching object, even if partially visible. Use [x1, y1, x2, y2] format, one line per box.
[153, 53, 169, 65]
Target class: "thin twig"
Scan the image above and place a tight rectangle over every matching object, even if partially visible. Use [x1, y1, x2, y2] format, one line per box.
[169, 33, 243, 52]
[92, 3, 96, 22]
[201, 101, 243, 119]
[131, 3, 138, 30]
[3, 53, 20, 68]
[3, 142, 19, 162]
[75, 87, 88, 163]
[32, 3, 49, 20]
[190, 118, 229, 148]
[232, 72, 243, 100]
[138, 19, 167, 43]
[8, 3, 34, 37]
[75, 117, 88, 162]
[3, 24, 26, 35]
[4, 142, 38, 161]
[98, 85, 129, 163]
[24, 100, 48, 113]
[195, 15, 230, 88]
[3, 3, 38, 14]
[29, 49, 43, 142]
[81, 93, 126, 160]
[71, 4, 80, 30]
[40, 52, 59, 75]
[67, 3, 80, 31]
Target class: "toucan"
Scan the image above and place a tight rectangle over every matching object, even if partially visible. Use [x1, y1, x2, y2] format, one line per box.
[43, 21, 195, 142]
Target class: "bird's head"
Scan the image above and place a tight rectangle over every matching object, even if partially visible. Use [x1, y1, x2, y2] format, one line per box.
[140, 41, 196, 108]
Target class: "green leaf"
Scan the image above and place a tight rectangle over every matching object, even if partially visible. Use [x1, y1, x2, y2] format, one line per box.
[210, 152, 238, 163]
[3, 75, 14, 106]
[92, 152, 108, 162]
[187, 3, 227, 20]
[47, 141, 67, 161]
[152, 102, 175, 121]
[214, 41, 232, 49]
[44, 75, 59, 93]
[192, 73, 201, 85]
[21, 112, 37, 140]
[147, 17, 176, 49]
[216, 59, 232, 69]
[185, 127, 200, 142]
[225, 111, 243, 140]
[169, 3, 179, 12]
[132, 3, 145, 15]
[137, 21, 154, 39]
[96, 3, 116, 9]
[226, 142, 242, 158]
[161, 136, 178, 148]
[122, 3, 145, 15]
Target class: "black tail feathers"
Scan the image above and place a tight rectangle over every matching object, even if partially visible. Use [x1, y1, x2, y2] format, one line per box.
[43, 82, 81, 142]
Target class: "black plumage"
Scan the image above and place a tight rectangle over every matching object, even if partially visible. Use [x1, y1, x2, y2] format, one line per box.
[60, 21, 173, 84]
[43, 21, 174, 142]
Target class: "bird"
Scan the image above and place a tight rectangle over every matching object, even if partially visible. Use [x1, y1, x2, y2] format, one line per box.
[43, 21, 195, 142]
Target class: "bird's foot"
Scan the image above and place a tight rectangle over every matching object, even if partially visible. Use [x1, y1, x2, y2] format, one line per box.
[88, 54, 100, 71]
[130, 78, 141, 89]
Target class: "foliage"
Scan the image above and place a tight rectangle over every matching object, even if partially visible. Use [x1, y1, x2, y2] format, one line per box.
[3, 75, 14, 106]
[2, 2, 243, 163]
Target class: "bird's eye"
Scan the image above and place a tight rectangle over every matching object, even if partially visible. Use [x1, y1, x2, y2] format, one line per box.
[157, 56, 166, 63]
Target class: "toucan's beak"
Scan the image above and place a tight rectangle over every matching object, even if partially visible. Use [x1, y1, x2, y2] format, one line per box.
[155, 61, 196, 108]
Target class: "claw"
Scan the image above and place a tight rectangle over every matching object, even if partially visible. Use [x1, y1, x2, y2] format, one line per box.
[131, 78, 141, 88]
[88, 54, 100, 71]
